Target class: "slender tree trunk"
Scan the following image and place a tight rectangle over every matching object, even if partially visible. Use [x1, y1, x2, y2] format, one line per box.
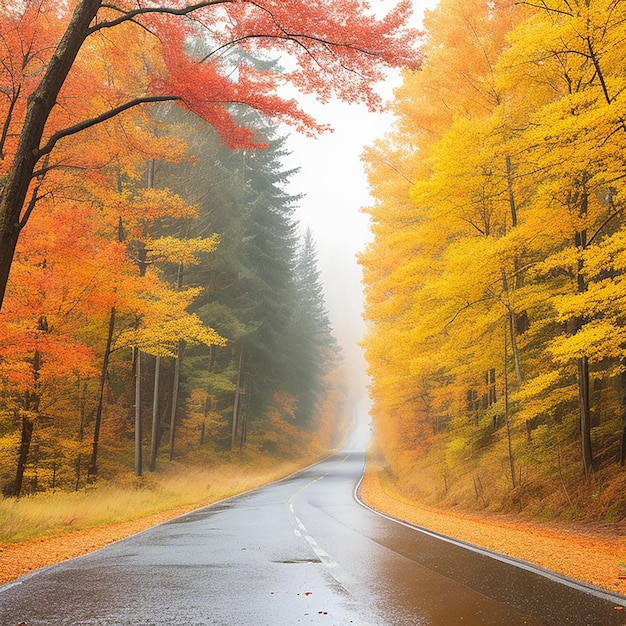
[578, 356, 594, 475]
[619, 359, 626, 466]
[574, 217, 594, 475]
[11, 347, 43, 497]
[239, 382, 249, 449]
[88, 306, 115, 478]
[134, 348, 143, 477]
[505, 155, 518, 228]
[11, 412, 34, 497]
[501, 269, 522, 384]
[508, 310, 522, 385]
[149, 355, 161, 472]
[168, 264, 184, 461]
[75, 379, 88, 490]
[504, 320, 516, 489]
[231, 348, 244, 450]
[169, 342, 182, 461]
[503, 155, 525, 386]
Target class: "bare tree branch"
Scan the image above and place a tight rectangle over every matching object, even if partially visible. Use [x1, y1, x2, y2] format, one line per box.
[516, 1, 573, 17]
[36, 95, 181, 159]
[92, 1, 234, 33]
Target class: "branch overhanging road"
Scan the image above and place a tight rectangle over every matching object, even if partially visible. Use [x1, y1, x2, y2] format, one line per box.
[1, 443, 625, 625]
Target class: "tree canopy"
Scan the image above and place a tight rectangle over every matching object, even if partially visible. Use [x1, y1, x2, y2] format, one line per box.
[0, 0, 420, 309]
[360, 0, 626, 520]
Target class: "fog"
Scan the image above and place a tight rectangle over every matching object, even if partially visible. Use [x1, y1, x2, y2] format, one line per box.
[284, 97, 381, 407]
[283, 0, 439, 411]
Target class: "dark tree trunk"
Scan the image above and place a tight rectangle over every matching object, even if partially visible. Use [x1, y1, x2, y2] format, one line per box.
[11, 413, 34, 497]
[573, 188, 594, 475]
[619, 361, 626, 466]
[134, 348, 143, 477]
[149, 355, 161, 472]
[11, 346, 43, 497]
[577, 356, 593, 475]
[88, 306, 116, 477]
[504, 319, 516, 488]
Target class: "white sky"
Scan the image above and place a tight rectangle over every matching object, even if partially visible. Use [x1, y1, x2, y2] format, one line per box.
[283, 0, 439, 404]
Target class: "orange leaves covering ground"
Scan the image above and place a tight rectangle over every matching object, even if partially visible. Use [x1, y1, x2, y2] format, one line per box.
[358, 462, 626, 597]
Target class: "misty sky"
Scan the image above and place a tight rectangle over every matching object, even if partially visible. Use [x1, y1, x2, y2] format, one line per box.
[283, 0, 438, 404]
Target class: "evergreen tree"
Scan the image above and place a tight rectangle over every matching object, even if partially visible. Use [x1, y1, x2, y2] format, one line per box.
[287, 229, 338, 429]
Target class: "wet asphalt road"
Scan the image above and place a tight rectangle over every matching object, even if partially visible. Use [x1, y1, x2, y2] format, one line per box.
[1, 444, 625, 625]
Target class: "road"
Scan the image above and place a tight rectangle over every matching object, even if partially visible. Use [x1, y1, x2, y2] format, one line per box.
[1, 443, 625, 625]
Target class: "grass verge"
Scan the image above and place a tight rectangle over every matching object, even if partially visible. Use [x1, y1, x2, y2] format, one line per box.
[0, 455, 313, 546]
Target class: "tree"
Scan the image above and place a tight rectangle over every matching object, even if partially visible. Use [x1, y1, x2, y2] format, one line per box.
[0, 0, 420, 311]
[499, 0, 626, 474]
[286, 229, 336, 429]
[360, 0, 529, 474]
[361, 0, 626, 517]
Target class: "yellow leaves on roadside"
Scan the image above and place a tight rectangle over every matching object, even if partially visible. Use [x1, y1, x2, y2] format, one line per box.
[584, 229, 626, 279]
[512, 371, 575, 425]
[361, 0, 626, 484]
[549, 320, 626, 365]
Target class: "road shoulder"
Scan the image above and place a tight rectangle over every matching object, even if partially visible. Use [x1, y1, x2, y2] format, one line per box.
[357, 461, 625, 597]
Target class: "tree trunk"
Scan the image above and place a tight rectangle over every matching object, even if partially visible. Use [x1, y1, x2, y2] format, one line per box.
[169, 342, 182, 461]
[501, 269, 522, 385]
[239, 382, 249, 449]
[11, 413, 34, 497]
[505, 155, 518, 228]
[11, 348, 43, 497]
[574, 217, 594, 475]
[134, 348, 143, 477]
[75, 379, 86, 491]
[504, 319, 516, 489]
[88, 306, 115, 478]
[578, 356, 594, 475]
[0, 0, 101, 310]
[619, 366, 626, 467]
[231, 348, 244, 451]
[149, 355, 161, 472]
[168, 264, 184, 461]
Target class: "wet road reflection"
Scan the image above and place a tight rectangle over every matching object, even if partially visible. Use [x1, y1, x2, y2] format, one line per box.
[1, 447, 625, 625]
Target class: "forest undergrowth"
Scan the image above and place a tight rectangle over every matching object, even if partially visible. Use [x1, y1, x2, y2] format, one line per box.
[374, 432, 626, 526]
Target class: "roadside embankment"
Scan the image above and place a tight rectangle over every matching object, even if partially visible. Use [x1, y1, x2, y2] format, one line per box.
[358, 460, 626, 597]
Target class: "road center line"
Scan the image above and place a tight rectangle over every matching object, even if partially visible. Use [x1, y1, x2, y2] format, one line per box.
[287, 453, 353, 569]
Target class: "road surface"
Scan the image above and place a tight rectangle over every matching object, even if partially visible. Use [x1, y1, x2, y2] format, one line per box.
[1, 444, 625, 625]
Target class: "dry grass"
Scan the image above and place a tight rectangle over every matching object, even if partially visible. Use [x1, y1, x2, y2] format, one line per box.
[0, 458, 308, 545]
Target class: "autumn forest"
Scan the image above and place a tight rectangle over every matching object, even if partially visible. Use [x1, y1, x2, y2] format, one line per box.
[1, 0, 625, 532]
[0, 0, 419, 499]
[361, 0, 626, 522]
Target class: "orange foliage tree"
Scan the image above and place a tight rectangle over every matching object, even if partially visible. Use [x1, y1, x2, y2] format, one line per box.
[0, 0, 421, 311]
